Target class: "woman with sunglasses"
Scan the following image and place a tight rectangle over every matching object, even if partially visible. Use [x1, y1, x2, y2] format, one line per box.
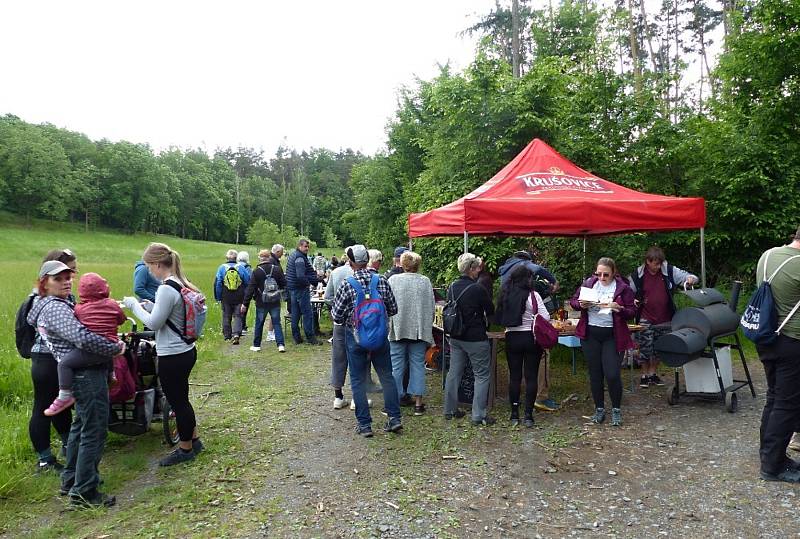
[570, 257, 636, 426]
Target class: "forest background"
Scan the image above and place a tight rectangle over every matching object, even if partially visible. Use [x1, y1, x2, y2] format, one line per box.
[0, 0, 797, 289]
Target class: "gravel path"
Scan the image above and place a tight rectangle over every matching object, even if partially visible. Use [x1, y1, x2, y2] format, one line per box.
[249, 358, 800, 538]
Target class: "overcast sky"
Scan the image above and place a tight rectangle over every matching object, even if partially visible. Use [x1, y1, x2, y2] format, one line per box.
[1, 1, 494, 157]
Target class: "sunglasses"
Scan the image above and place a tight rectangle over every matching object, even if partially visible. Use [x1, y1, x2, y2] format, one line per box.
[594, 272, 611, 278]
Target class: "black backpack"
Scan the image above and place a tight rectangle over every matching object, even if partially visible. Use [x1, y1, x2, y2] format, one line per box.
[260, 265, 282, 304]
[15, 293, 37, 358]
[443, 283, 477, 338]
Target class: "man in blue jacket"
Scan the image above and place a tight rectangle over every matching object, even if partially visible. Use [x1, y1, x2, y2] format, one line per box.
[133, 260, 161, 302]
[285, 239, 320, 345]
[214, 249, 250, 345]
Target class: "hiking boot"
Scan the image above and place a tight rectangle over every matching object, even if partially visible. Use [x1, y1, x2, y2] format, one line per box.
[277, 345, 286, 352]
[640, 376, 650, 389]
[293, 337, 304, 345]
[611, 408, 622, 426]
[510, 411, 520, 427]
[231, 336, 240, 345]
[192, 439, 204, 454]
[524, 415, 535, 428]
[471, 416, 497, 427]
[333, 397, 350, 409]
[159, 448, 195, 467]
[69, 491, 116, 509]
[591, 407, 606, 424]
[444, 409, 466, 420]
[761, 466, 800, 483]
[36, 456, 63, 474]
[788, 432, 800, 452]
[44, 396, 75, 417]
[414, 404, 426, 416]
[306, 338, 323, 346]
[384, 417, 403, 433]
[649, 374, 665, 386]
[249, 346, 261, 352]
[534, 398, 560, 411]
[355, 424, 373, 438]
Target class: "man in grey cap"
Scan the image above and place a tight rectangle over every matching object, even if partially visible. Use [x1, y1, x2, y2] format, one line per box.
[331, 245, 401, 437]
[384, 246, 408, 279]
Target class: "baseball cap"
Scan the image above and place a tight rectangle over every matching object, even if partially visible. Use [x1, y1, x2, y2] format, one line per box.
[346, 245, 369, 264]
[38, 260, 74, 279]
[394, 246, 408, 258]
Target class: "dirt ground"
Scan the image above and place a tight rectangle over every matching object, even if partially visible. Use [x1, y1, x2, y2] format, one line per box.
[251, 359, 800, 539]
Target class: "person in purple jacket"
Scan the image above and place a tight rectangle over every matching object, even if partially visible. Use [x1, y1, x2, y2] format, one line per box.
[570, 257, 636, 427]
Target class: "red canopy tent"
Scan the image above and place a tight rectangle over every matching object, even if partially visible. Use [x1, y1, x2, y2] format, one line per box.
[408, 139, 707, 281]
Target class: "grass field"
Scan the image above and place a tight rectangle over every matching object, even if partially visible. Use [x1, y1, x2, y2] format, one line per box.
[0, 215, 341, 510]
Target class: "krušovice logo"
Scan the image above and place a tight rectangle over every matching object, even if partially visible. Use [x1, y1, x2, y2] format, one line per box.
[517, 167, 613, 194]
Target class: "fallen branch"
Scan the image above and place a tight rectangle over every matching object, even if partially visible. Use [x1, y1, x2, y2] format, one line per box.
[199, 391, 221, 400]
[189, 382, 213, 387]
[214, 477, 242, 483]
[442, 455, 463, 460]
[383, 501, 400, 510]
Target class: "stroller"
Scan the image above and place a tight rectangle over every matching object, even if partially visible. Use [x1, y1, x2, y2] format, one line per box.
[108, 319, 179, 446]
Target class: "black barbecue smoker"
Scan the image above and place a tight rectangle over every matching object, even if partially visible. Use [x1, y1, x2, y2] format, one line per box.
[653, 285, 755, 412]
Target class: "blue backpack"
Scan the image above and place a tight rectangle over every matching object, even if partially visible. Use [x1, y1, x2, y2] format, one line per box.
[347, 274, 388, 351]
[740, 250, 800, 346]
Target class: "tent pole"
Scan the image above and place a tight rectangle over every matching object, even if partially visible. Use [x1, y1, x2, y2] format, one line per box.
[583, 236, 587, 276]
[408, 237, 413, 251]
[700, 227, 706, 288]
[463, 231, 469, 254]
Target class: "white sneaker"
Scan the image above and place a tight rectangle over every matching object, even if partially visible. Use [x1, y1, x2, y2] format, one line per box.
[333, 397, 349, 409]
[266, 331, 276, 342]
[249, 346, 261, 352]
[790, 432, 800, 452]
[277, 345, 286, 353]
[350, 398, 372, 410]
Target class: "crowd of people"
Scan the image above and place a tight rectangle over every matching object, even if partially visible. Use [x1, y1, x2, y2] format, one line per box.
[18, 224, 800, 509]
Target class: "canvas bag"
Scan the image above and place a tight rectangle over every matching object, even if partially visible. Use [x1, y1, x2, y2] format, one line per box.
[740, 249, 800, 346]
[347, 274, 389, 351]
[530, 292, 558, 349]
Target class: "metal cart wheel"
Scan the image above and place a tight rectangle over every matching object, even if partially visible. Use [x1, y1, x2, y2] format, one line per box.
[162, 396, 180, 446]
[666, 384, 679, 406]
[725, 391, 738, 413]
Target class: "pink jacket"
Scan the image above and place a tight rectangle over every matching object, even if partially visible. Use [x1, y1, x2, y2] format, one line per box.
[570, 275, 636, 353]
[75, 273, 127, 342]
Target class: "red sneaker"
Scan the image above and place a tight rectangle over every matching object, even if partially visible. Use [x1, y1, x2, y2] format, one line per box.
[44, 397, 75, 416]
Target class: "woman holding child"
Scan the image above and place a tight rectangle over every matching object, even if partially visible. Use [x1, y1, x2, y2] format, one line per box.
[27, 256, 125, 508]
[123, 242, 204, 467]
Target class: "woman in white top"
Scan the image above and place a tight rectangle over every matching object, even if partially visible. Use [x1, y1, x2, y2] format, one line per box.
[570, 257, 636, 427]
[495, 265, 549, 427]
[123, 242, 204, 466]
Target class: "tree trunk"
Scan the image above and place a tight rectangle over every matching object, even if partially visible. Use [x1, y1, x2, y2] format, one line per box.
[638, 0, 659, 73]
[627, 0, 642, 98]
[511, 0, 520, 78]
[673, 0, 681, 122]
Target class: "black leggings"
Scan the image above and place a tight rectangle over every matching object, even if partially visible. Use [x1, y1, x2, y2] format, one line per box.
[30, 352, 72, 454]
[158, 348, 197, 442]
[505, 331, 543, 415]
[582, 326, 623, 409]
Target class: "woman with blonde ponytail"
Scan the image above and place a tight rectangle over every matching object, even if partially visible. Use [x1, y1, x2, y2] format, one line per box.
[123, 243, 204, 466]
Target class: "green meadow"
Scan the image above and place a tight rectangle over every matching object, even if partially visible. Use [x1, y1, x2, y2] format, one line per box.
[0, 215, 345, 536]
